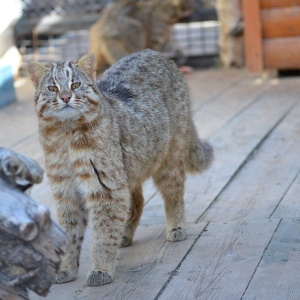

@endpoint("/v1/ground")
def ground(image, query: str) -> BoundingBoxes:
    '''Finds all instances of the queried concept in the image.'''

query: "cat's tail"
[185,124,214,174]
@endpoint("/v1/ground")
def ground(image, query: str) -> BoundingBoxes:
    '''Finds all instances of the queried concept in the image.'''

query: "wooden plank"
[242,0,264,72]
[272,171,300,219]
[261,0,300,9]
[192,76,268,139]
[243,219,300,300]
[142,80,298,225]
[201,100,300,222]
[262,7,300,38]
[186,69,246,111]
[30,223,206,300]
[185,80,298,222]
[264,37,300,69]
[158,219,280,300]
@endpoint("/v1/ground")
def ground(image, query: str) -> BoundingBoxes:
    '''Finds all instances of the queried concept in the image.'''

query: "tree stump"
[0,148,69,300]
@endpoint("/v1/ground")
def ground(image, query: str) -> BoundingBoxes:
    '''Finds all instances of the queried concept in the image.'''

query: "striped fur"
[28,50,213,286]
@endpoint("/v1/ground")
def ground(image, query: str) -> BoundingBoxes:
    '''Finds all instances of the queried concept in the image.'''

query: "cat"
[28,49,213,286]
[89,0,194,74]
[216,0,244,67]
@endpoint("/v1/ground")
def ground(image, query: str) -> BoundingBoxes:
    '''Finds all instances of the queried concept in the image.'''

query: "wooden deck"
[2,68,300,299]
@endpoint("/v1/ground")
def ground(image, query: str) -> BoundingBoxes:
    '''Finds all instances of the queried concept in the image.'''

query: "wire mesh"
[16,0,219,74]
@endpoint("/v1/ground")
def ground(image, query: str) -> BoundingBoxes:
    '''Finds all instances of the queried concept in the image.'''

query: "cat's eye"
[48,85,58,93]
[71,82,81,89]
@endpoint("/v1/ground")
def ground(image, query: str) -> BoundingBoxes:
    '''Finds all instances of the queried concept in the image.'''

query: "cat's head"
[28,53,99,121]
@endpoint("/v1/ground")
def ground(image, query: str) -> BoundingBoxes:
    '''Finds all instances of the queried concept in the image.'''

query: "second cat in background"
[89,0,194,75]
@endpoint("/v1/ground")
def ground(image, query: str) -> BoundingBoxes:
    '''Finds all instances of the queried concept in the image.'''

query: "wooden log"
[261,0,300,9]
[262,6,300,38]
[242,0,264,72]
[0,148,69,299]
[264,37,300,69]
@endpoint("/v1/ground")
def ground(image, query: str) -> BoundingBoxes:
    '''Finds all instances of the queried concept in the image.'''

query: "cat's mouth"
[56,104,81,119]
[61,104,74,110]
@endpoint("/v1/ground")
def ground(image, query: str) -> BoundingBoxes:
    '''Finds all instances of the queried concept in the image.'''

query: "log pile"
[0,148,69,300]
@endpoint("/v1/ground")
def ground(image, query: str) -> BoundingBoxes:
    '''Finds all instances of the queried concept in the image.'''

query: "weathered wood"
[0,147,43,191]
[242,0,264,72]
[201,99,300,222]
[192,75,268,139]
[0,148,69,299]
[185,80,298,222]
[262,7,300,38]
[272,172,300,219]
[158,219,280,299]
[243,219,300,300]
[186,68,246,111]
[264,37,300,69]
[261,0,300,8]
[31,223,207,299]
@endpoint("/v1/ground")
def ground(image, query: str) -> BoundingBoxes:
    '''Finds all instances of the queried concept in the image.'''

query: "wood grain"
[159,219,280,300]
[201,99,300,222]
[75,223,207,300]
[185,80,298,222]
[272,172,300,219]
[262,7,300,38]
[261,0,300,9]
[188,69,246,112]
[243,219,300,300]
[242,0,264,72]
[264,37,300,69]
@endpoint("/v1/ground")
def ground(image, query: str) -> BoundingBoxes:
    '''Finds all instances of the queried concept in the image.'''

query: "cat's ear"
[28,62,46,88]
[78,53,96,81]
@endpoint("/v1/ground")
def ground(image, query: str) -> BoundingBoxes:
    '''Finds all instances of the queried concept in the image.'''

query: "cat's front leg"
[53,191,88,284]
[86,187,130,286]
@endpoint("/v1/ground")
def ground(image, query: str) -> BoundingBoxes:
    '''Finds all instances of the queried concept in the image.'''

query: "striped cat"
[28,49,213,286]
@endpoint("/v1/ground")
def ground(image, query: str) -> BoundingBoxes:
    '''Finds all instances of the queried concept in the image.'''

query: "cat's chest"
[44,130,96,169]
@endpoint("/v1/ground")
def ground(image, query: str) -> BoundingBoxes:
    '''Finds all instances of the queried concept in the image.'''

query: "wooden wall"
[243,0,300,71]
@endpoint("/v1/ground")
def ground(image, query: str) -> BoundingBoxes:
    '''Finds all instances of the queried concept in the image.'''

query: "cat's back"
[99,49,187,107]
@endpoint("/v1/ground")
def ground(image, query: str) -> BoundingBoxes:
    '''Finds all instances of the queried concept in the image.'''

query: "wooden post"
[242,0,264,72]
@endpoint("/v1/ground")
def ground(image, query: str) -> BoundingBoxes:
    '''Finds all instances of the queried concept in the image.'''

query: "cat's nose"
[60,94,71,103]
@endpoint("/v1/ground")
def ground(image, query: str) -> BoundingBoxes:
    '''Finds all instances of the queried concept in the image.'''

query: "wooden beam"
[262,6,300,38]
[242,0,264,72]
[264,37,300,69]
[261,0,300,9]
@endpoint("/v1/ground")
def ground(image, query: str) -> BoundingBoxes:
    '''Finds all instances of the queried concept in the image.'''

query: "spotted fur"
[28,49,213,286]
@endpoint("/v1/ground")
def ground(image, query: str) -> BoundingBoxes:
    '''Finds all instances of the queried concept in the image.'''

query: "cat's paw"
[120,236,133,247]
[167,227,186,242]
[85,270,113,286]
[54,269,77,284]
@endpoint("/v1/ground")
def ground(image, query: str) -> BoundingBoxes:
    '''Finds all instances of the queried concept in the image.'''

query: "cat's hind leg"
[153,160,186,242]
[121,185,144,247]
